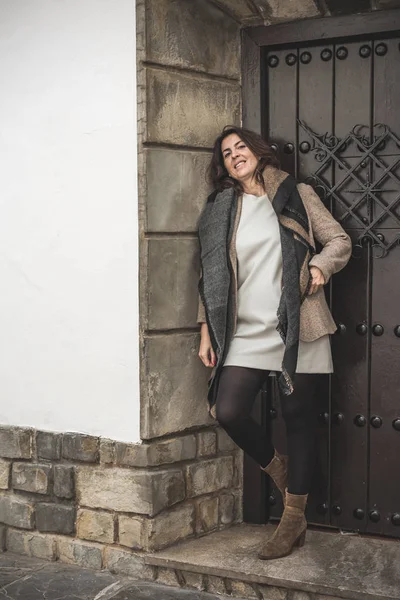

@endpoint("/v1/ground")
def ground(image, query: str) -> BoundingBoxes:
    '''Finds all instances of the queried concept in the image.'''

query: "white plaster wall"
[0,0,140,442]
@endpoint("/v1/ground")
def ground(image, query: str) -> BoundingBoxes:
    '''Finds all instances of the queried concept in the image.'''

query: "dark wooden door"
[246,33,400,538]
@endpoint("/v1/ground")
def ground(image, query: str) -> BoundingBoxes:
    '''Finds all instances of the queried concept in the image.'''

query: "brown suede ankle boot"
[260,449,288,505]
[258,489,308,560]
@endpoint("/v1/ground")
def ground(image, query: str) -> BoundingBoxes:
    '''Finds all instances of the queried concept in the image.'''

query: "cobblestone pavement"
[0,552,241,600]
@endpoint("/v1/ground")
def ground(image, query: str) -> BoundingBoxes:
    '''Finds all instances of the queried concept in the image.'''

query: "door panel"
[246,31,400,539]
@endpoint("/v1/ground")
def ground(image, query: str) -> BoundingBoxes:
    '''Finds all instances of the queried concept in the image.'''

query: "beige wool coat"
[197,166,352,342]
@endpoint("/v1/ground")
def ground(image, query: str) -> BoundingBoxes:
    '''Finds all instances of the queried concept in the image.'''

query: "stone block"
[231,580,259,598]
[77,509,114,544]
[197,431,217,458]
[146,503,195,551]
[12,463,51,494]
[291,593,311,600]
[156,567,179,587]
[76,466,185,516]
[146,0,240,78]
[7,529,56,561]
[206,575,227,595]
[62,433,99,462]
[217,427,237,453]
[57,536,103,570]
[36,431,61,460]
[259,585,287,600]
[0,495,34,529]
[182,571,206,590]
[146,68,240,147]
[104,547,154,580]
[54,465,74,499]
[219,493,235,525]
[0,459,10,489]
[142,334,211,439]
[232,489,243,523]
[0,427,32,459]
[118,515,146,550]
[196,496,218,533]
[99,439,115,464]
[146,148,211,233]
[115,435,197,468]
[36,503,75,535]
[186,456,234,498]
[147,238,200,330]
[267,0,319,21]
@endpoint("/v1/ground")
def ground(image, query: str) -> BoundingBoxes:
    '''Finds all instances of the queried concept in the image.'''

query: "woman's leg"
[279,374,320,495]
[215,365,274,468]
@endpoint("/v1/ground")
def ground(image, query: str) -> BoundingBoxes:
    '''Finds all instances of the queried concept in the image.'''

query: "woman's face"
[221,133,258,183]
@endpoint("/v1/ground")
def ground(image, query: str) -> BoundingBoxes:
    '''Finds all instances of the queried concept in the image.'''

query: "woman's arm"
[298,183,352,285]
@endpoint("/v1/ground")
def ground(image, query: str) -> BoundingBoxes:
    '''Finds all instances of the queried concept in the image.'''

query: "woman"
[197,126,351,560]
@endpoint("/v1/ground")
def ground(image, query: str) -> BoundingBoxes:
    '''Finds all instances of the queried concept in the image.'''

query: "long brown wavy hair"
[208,125,279,193]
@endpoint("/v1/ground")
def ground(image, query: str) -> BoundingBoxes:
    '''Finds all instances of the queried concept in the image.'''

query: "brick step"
[145,523,400,600]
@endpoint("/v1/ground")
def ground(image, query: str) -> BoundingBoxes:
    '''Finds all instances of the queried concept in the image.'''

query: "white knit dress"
[223,193,333,373]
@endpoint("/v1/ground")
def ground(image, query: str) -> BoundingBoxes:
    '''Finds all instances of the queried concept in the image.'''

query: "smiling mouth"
[234,160,246,169]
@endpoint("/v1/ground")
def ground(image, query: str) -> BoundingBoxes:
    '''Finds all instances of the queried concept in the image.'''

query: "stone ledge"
[145,523,400,600]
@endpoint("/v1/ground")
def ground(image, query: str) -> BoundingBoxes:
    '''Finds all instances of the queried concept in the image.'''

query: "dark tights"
[215,366,319,495]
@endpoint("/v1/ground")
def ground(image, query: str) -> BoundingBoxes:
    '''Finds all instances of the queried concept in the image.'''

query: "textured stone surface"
[146,149,211,233]
[219,493,235,526]
[57,536,103,570]
[119,504,195,552]
[197,431,217,458]
[0,427,32,459]
[77,508,114,544]
[7,529,56,561]
[291,592,311,600]
[258,586,287,600]
[206,575,227,595]
[196,497,218,533]
[99,438,115,464]
[0,551,116,597]
[0,525,5,552]
[155,566,180,587]
[104,546,155,580]
[182,571,206,591]
[231,580,258,598]
[186,457,234,497]
[36,431,61,460]
[115,435,197,468]
[62,433,99,462]
[142,334,211,439]
[147,238,200,330]
[53,464,74,499]
[267,0,319,20]
[0,459,10,489]
[146,68,240,147]
[36,503,75,535]
[216,428,236,453]
[76,466,185,515]
[0,495,34,529]
[146,503,195,551]
[207,0,260,20]
[12,462,51,494]
[118,515,146,550]
[146,0,240,78]
[147,523,400,600]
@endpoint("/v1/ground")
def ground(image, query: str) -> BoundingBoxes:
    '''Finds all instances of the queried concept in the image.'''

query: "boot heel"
[296,530,306,547]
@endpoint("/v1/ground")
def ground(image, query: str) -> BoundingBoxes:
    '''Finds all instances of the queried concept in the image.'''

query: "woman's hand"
[198,323,217,368]
[308,266,325,295]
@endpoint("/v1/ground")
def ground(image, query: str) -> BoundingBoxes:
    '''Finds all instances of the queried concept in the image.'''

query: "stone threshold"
[145,523,400,600]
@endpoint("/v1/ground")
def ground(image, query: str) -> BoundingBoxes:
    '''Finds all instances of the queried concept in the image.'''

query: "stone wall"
[0,425,242,571]
[138,0,241,441]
